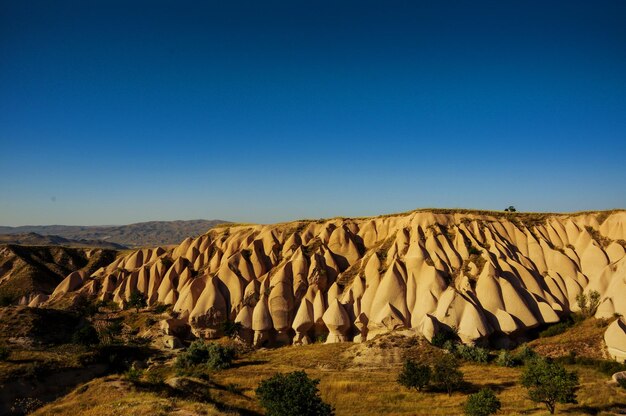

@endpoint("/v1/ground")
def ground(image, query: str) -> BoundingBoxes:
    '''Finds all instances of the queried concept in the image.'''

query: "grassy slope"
[0,245,117,300]
[528,318,611,359]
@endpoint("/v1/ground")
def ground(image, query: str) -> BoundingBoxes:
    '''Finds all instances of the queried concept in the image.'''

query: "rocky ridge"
[41,210,626,360]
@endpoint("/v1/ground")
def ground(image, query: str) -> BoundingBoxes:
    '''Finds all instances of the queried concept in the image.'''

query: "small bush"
[539,321,573,338]
[554,355,626,376]
[397,359,431,391]
[464,388,501,416]
[431,327,459,348]
[496,350,517,367]
[0,345,10,361]
[513,344,537,364]
[468,246,482,256]
[176,341,236,371]
[432,354,464,396]
[256,371,334,416]
[221,320,243,339]
[598,360,626,376]
[153,303,169,314]
[454,344,490,363]
[125,367,142,383]
[146,370,165,385]
[72,324,100,346]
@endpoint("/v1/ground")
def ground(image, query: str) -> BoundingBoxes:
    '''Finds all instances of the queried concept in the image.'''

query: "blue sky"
[1,1,625,226]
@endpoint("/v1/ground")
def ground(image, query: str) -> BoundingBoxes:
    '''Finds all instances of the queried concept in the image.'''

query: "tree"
[255,371,334,416]
[504,206,516,212]
[432,354,464,396]
[521,358,578,414]
[575,290,601,318]
[126,290,147,313]
[464,388,501,416]
[397,359,431,391]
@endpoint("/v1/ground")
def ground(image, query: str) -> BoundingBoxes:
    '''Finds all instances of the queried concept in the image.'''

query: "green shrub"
[153,303,169,314]
[146,370,165,385]
[397,359,431,391]
[464,388,501,416]
[554,355,626,376]
[176,341,236,371]
[521,358,579,414]
[539,321,573,338]
[597,359,626,376]
[513,344,537,364]
[221,320,243,339]
[431,327,459,348]
[496,350,517,367]
[125,367,142,383]
[72,324,100,346]
[468,246,482,256]
[255,371,334,416]
[454,344,490,363]
[431,354,464,396]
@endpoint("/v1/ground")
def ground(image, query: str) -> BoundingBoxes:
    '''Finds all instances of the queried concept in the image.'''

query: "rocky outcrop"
[44,210,626,354]
[605,318,626,363]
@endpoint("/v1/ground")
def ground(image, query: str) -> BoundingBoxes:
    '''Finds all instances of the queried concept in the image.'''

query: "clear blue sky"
[1,1,625,226]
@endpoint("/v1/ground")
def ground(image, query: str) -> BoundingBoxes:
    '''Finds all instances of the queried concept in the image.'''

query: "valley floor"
[29,336,626,416]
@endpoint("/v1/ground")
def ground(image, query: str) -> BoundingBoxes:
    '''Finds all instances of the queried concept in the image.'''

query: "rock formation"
[43,210,626,354]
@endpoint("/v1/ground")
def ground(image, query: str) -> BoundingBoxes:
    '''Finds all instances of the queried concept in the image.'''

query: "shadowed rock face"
[44,210,626,349]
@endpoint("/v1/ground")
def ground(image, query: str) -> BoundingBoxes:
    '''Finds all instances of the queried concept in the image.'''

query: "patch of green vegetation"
[446,342,490,363]
[575,290,601,318]
[220,320,242,339]
[495,350,516,367]
[397,359,431,391]
[539,319,574,338]
[464,388,501,416]
[431,354,464,396]
[256,371,334,416]
[521,357,579,414]
[176,341,236,374]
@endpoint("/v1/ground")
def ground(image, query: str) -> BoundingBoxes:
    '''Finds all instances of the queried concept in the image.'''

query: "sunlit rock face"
[47,210,626,349]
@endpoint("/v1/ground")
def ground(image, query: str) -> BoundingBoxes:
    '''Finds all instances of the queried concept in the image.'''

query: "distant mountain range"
[0,219,229,248]
[0,232,126,249]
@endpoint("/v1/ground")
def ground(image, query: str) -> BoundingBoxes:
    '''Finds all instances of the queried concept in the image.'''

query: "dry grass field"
[29,329,626,416]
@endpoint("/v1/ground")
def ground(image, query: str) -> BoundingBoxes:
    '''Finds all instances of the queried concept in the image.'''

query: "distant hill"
[0,219,229,248]
[0,232,126,249]
[0,244,117,303]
